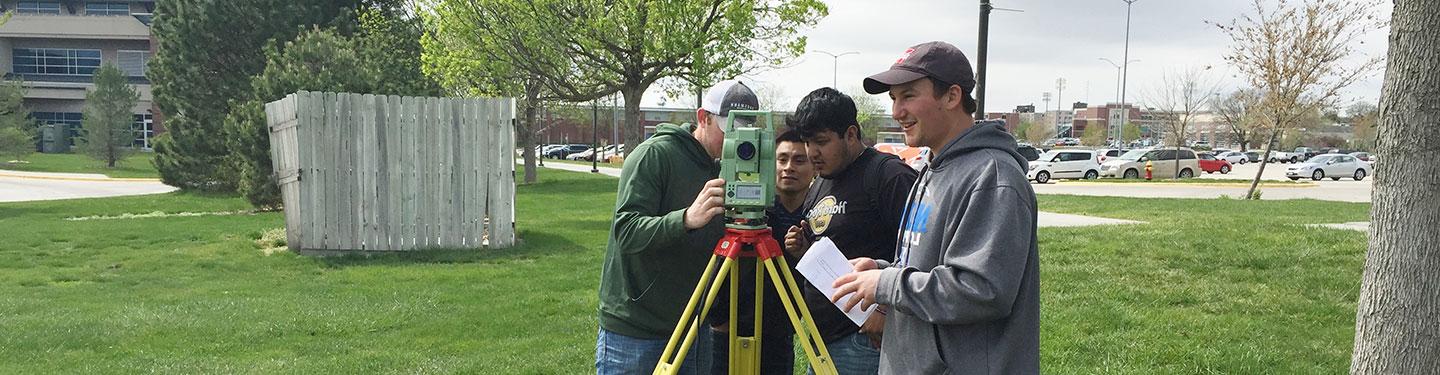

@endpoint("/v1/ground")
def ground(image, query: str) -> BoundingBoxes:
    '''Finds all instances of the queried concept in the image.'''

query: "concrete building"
[0,0,157,151]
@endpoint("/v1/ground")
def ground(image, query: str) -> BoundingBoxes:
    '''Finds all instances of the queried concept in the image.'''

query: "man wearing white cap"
[595,80,759,374]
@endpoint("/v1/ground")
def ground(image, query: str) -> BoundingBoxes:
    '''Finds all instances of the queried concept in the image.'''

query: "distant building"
[1,1,158,151]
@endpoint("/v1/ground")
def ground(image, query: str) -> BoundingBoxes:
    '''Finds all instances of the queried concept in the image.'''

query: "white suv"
[1028,150,1101,183]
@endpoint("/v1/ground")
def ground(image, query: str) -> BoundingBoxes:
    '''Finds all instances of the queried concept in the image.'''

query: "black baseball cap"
[863,41,976,96]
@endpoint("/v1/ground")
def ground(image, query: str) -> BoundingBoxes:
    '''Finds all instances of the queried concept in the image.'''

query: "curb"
[0,171,162,183]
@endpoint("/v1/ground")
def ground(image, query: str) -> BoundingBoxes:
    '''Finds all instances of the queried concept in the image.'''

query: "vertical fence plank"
[495,99,516,247]
[302,91,320,251]
[401,96,417,250]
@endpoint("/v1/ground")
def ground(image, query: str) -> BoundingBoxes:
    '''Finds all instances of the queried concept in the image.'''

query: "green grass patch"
[1,152,160,178]
[0,170,1370,373]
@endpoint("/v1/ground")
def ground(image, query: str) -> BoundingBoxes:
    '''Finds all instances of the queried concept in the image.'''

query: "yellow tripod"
[654,227,837,375]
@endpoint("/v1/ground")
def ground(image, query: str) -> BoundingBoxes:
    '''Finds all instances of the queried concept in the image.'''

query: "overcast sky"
[640,0,1392,115]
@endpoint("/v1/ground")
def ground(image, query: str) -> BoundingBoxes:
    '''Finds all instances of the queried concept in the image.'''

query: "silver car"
[1286,154,1370,181]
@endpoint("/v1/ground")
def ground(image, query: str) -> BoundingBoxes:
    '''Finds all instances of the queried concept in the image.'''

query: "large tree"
[1351,0,1440,372]
[1214,0,1383,199]
[424,0,828,177]
[149,0,363,191]
[78,65,140,168]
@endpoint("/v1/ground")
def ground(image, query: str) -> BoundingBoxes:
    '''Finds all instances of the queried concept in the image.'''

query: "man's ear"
[695,109,708,127]
[944,86,965,111]
[846,125,860,142]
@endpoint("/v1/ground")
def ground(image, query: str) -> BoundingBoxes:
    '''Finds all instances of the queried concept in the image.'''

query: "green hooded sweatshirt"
[598,123,725,339]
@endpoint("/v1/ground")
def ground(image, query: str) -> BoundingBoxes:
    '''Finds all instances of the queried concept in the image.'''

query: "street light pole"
[813,50,858,88]
[1119,0,1139,146]
[1100,57,1139,143]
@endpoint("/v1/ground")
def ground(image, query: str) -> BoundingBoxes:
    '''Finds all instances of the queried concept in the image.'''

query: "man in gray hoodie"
[830,41,1040,374]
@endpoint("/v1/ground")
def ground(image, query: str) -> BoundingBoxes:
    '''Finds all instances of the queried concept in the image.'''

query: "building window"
[118,50,149,77]
[85,2,131,16]
[32,112,84,147]
[132,113,154,149]
[12,48,103,76]
[17,1,62,14]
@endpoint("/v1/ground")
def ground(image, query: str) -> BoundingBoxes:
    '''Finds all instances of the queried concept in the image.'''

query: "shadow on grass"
[313,230,585,268]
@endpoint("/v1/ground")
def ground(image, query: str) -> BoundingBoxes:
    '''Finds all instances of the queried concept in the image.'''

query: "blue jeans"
[808,332,879,375]
[595,328,712,375]
[710,329,795,374]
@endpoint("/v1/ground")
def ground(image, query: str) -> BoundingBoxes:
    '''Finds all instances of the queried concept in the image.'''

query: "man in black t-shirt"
[783,87,917,375]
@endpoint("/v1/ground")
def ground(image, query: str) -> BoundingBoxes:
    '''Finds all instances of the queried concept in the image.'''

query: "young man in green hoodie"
[595,80,759,375]
[831,41,1041,374]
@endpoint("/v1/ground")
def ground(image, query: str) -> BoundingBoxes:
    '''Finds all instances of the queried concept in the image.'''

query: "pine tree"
[0,79,34,163]
[79,65,140,167]
[149,0,355,191]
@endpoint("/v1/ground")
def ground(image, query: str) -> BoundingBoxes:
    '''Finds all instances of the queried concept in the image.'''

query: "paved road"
[0,170,176,203]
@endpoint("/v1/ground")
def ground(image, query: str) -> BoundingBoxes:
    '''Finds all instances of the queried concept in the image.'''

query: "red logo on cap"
[896,48,915,64]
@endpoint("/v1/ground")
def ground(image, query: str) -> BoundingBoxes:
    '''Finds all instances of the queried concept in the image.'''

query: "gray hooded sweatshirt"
[874,122,1040,374]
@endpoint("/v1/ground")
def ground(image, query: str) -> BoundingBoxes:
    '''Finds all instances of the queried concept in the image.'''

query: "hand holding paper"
[795,237,875,326]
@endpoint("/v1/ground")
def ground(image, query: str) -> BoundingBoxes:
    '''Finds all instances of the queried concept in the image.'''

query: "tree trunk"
[1245,129,1281,200]
[622,86,645,150]
[1351,1,1440,372]
[518,98,538,184]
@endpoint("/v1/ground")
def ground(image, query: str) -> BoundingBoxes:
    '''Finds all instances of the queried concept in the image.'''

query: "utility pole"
[975,1,1024,117]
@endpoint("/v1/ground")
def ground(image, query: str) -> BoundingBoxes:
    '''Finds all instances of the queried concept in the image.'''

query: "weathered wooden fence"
[265,91,515,253]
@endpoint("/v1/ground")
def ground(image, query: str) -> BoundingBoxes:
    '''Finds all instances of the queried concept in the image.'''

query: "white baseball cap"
[701,79,759,117]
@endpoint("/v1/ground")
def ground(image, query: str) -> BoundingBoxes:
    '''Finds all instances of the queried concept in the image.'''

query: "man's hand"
[859,310,886,348]
[784,220,812,257]
[849,257,880,272]
[832,269,883,313]
[684,179,726,230]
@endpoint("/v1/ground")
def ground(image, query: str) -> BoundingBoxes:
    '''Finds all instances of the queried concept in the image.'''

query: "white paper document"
[795,237,876,327]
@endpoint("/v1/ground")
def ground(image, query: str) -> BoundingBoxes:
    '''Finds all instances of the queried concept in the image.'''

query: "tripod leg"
[655,254,733,375]
[762,257,839,375]
[725,259,764,374]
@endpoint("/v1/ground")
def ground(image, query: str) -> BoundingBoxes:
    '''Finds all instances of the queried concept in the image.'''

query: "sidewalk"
[0,169,161,182]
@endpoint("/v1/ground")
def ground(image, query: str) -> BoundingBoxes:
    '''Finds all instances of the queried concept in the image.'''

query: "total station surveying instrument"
[653,110,838,375]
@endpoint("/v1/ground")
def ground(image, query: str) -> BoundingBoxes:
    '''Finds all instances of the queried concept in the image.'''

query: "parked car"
[1244,151,1263,163]
[1100,147,1201,179]
[1028,150,1101,183]
[1017,144,1041,162]
[1197,152,1233,174]
[565,147,597,161]
[1096,148,1126,164]
[544,144,591,159]
[1286,154,1370,181]
[1214,151,1248,164]
[1348,152,1375,163]
[1266,148,1304,163]
[874,143,931,171]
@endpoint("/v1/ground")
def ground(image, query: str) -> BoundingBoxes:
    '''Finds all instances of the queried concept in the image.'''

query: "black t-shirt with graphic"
[800,147,918,343]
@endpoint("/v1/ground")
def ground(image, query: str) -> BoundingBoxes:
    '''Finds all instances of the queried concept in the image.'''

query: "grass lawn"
[0,168,1370,373]
[1,152,160,179]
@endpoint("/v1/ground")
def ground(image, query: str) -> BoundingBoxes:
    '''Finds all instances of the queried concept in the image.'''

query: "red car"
[1197,152,1233,174]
